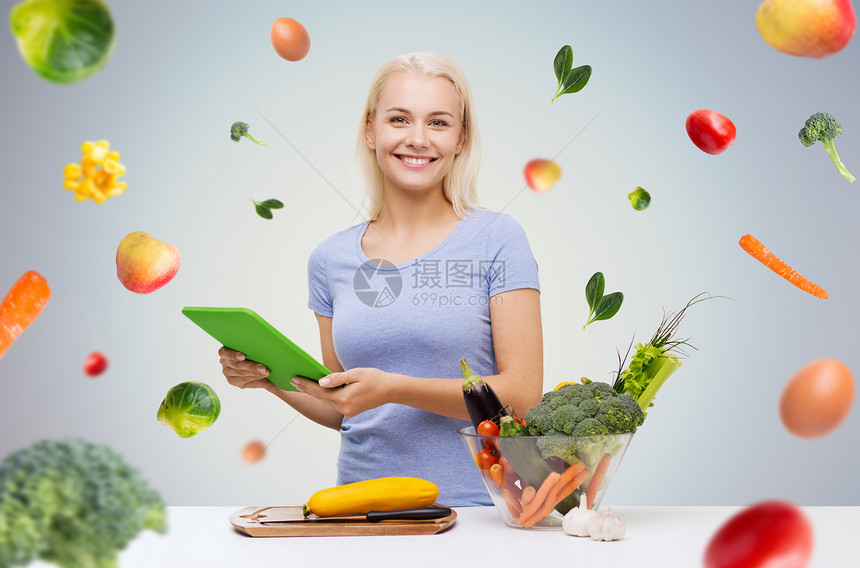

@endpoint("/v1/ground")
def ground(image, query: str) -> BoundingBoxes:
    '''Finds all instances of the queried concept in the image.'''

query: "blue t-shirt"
[306,209,540,506]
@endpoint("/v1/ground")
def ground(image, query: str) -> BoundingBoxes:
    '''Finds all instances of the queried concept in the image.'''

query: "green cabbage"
[10,0,115,84]
[157,381,221,438]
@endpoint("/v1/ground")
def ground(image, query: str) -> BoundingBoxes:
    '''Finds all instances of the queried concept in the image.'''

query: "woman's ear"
[455,127,466,154]
[365,120,376,150]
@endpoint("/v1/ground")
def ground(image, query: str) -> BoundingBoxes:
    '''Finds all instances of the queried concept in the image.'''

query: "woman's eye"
[390,117,407,124]
[430,120,448,127]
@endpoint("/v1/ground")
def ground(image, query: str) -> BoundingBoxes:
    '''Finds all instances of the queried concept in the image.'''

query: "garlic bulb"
[588,508,625,541]
[562,498,597,537]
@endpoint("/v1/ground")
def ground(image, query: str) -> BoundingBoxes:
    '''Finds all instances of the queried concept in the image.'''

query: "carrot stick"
[523,466,589,528]
[499,457,523,498]
[739,234,828,299]
[521,485,536,508]
[0,271,51,360]
[516,472,559,525]
[488,463,504,490]
[586,453,613,509]
[499,489,523,518]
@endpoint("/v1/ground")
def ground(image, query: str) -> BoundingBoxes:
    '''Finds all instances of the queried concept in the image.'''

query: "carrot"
[516,472,559,525]
[499,457,522,498]
[488,463,504,490]
[739,234,828,299]
[522,464,589,528]
[586,453,613,509]
[0,270,51,360]
[521,485,536,508]
[499,489,523,518]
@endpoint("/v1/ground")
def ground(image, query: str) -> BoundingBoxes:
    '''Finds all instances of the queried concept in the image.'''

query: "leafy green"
[584,272,624,329]
[10,0,115,84]
[157,381,221,438]
[612,293,715,413]
[252,198,284,220]
[628,187,651,211]
[0,439,166,568]
[551,44,592,103]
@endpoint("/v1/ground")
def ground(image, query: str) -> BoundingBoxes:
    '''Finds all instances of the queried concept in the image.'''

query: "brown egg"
[270,18,310,61]
[242,440,267,463]
[780,359,855,438]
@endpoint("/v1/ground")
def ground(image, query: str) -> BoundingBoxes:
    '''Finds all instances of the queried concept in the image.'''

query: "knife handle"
[366,506,452,522]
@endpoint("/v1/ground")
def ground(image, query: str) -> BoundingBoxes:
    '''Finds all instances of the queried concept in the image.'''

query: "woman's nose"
[406,126,428,148]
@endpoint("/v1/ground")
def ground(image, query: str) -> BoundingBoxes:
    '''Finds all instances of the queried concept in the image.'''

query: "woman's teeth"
[400,156,434,165]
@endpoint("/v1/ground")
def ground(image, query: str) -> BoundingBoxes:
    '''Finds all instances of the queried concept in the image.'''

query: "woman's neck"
[372,186,460,235]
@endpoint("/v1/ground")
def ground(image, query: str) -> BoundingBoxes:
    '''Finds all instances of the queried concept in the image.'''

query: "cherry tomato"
[83,352,108,377]
[477,420,500,436]
[704,501,813,568]
[476,448,499,470]
[686,109,737,155]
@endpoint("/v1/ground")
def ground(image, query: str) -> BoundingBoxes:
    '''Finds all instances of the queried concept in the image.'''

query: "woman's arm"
[292,288,544,421]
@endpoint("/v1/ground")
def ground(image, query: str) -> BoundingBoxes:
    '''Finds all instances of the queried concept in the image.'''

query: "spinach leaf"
[584,273,624,329]
[551,45,593,103]
[553,45,573,91]
[585,272,605,320]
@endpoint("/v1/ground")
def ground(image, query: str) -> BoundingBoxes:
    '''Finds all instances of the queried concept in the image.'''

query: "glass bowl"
[458,426,634,529]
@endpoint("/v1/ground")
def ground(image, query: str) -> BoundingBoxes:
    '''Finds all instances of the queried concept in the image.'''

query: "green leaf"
[255,204,273,219]
[553,45,573,90]
[559,65,592,96]
[585,272,605,317]
[593,292,624,322]
[259,199,284,209]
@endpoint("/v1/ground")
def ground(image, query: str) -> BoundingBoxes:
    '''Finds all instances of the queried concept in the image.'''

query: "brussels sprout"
[10,0,115,84]
[157,381,221,438]
[628,186,651,211]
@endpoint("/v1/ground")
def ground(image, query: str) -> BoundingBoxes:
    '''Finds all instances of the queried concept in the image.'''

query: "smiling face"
[365,72,465,198]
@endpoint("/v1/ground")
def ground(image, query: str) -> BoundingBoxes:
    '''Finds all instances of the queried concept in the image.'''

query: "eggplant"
[460,358,509,428]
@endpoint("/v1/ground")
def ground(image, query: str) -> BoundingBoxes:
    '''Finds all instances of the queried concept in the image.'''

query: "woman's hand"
[218,346,272,390]
[291,367,396,417]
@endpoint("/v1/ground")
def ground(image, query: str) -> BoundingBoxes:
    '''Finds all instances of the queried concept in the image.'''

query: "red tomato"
[477,420,500,437]
[83,352,108,377]
[686,109,737,155]
[476,448,499,470]
[704,501,813,568]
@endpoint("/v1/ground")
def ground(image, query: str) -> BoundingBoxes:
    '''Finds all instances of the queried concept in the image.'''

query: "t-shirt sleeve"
[485,214,540,297]
[307,244,334,317]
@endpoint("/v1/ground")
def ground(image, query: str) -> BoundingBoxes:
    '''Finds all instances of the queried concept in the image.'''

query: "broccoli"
[230,121,268,145]
[525,381,643,437]
[798,112,854,183]
[525,382,643,467]
[0,439,167,568]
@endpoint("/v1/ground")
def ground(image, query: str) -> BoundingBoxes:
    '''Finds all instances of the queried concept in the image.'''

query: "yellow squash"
[302,476,439,517]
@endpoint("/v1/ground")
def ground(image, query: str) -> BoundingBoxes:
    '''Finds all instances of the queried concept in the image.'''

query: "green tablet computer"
[182,307,330,392]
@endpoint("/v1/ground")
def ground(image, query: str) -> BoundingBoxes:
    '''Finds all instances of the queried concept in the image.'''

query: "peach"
[756,0,856,58]
[524,159,562,193]
[116,231,180,294]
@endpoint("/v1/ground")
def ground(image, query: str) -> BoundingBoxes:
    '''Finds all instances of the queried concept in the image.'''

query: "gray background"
[1,0,858,507]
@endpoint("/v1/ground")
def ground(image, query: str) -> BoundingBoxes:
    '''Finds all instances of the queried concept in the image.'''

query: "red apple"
[756,0,857,58]
[116,231,180,294]
[524,159,562,193]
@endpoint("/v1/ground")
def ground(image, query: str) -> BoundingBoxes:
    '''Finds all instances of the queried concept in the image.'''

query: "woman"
[220,52,543,505]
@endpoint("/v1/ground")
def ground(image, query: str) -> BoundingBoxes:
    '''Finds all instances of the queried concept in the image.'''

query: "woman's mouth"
[396,155,438,169]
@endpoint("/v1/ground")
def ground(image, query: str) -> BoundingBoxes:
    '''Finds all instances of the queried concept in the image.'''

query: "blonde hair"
[356,52,483,220]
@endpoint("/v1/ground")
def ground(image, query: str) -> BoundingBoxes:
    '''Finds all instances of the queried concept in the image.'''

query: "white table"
[29,506,860,567]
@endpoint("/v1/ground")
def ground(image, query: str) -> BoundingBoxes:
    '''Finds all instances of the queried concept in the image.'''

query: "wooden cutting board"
[230,505,457,537]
